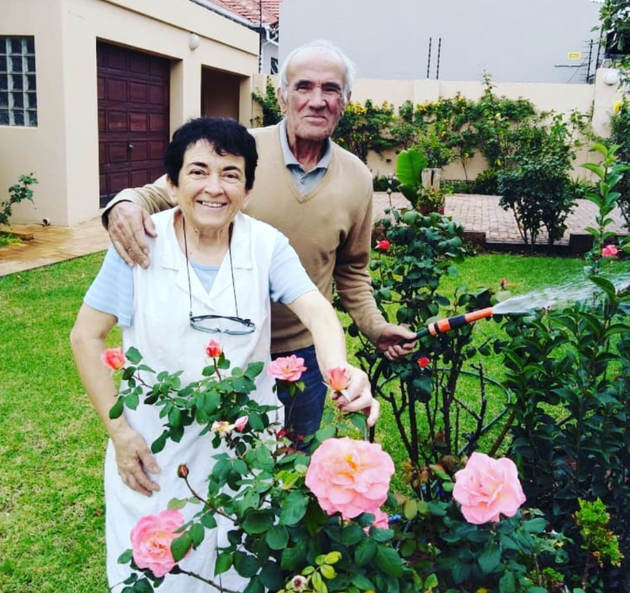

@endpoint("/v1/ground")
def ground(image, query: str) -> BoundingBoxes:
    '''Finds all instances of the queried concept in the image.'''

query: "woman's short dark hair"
[164,117,258,190]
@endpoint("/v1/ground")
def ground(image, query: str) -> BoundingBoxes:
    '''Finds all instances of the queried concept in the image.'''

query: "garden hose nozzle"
[416,307,495,339]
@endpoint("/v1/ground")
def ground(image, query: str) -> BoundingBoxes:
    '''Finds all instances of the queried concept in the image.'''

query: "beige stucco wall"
[251,70,623,180]
[1,0,259,225]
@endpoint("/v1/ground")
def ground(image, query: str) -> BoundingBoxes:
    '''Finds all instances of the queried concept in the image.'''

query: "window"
[270,57,278,75]
[0,36,37,127]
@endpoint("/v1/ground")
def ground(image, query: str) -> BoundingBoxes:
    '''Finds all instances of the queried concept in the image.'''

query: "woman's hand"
[329,365,380,427]
[111,426,161,497]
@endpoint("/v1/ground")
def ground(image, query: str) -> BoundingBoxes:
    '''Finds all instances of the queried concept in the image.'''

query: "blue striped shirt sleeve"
[84,245,134,326]
[270,232,316,304]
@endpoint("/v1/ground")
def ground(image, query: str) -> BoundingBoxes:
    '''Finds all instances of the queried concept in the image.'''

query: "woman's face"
[170,140,250,234]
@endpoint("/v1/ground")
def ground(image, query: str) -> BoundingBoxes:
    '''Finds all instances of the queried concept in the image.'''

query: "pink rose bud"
[453,452,526,524]
[130,510,187,578]
[376,240,391,251]
[417,357,430,369]
[326,367,350,392]
[602,244,619,258]
[205,339,222,358]
[234,415,248,432]
[100,347,125,370]
[305,437,395,521]
[267,355,307,382]
[177,464,189,479]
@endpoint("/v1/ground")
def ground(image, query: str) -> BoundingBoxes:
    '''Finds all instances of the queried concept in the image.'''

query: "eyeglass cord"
[182,216,240,319]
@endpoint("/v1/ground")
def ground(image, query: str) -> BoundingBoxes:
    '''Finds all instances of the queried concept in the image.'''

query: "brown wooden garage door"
[97,42,170,207]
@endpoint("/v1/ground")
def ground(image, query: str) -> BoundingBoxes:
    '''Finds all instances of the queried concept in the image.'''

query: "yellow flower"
[613,100,623,113]
[496,159,502,166]
[475,589,490,593]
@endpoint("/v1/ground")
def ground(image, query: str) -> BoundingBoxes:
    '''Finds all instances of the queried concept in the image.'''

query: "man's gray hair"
[279,40,356,102]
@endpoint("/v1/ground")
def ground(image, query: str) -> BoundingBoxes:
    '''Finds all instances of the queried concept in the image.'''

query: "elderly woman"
[70,117,378,591]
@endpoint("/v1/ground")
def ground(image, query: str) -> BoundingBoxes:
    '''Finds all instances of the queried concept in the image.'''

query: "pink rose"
[305,437,395,520]
[234,415,248,432]
[602,244,619,258]
[130,509,186,578]
[326,367,350,392]
[267,355,307,382]
[376,240,391,251]
[100,347,125,370]
[453,452,526,524]
[205,339,223,358]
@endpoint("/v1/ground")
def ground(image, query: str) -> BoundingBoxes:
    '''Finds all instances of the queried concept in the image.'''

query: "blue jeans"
[272,345,327,438]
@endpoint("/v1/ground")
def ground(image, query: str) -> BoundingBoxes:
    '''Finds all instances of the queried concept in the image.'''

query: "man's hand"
[107,201,157,269]
[111,426,161,497]
[376,324,417,361]
[329,365,380,427]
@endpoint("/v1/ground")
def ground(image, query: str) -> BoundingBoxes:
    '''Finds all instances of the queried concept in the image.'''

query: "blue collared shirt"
[279,119,332,195]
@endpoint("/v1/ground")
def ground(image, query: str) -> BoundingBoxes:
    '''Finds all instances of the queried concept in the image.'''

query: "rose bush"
[108,346,421,593]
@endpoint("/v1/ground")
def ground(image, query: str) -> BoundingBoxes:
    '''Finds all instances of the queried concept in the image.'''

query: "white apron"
[106,209,281,592]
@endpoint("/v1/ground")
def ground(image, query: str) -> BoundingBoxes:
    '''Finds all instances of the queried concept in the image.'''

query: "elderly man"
[103,40,415,440]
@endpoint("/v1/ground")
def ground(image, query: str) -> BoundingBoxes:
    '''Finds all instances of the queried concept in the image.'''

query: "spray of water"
[492,273,630,315]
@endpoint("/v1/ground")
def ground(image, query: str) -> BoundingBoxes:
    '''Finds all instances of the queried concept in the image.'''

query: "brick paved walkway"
[374,192,627,246]
[1,194,628,277]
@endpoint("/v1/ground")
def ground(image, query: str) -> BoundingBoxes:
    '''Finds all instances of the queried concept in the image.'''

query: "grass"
[0,251,624,591]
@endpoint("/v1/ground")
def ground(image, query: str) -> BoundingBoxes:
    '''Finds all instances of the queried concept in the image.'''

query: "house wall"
[251,69,622,179]
[1,0,259,225]
[279,0,601,84]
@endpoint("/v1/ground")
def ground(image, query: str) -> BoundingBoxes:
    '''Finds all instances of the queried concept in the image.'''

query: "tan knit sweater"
[106,124,387,353]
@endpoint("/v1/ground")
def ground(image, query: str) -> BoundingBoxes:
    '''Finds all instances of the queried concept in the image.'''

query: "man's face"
[279,49,348,144]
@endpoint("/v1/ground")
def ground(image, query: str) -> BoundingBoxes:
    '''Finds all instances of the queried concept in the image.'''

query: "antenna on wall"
[426,37,432,79]
[436,37,442,79]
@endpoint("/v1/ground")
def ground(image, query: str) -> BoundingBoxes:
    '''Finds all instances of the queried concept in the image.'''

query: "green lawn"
[0,251,623,592]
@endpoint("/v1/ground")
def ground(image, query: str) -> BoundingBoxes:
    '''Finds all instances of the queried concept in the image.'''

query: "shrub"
[0,174,38,227]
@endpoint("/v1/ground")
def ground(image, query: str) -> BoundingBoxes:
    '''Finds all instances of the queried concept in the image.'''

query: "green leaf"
[265,525,289,550]
[370,527,394,542]
[349,413,367,431]
[589,275,616,300]
[125,346,143,364]
[168,406,181,428]
[260,562,284,590]
[117,549,133,564]
[150,431,168,454]
[340,524,364,546]
[522,517,547,533]
[233,551,259,578]
[320,565,336,579]
[499,571,516,593]
[201,513,217,529]
[478,542,501,574]
[245,361,264,378]
[189,523,205,547]
[452,562,471,584]
[133,579,154,593]
[375,546,403,577]
[424,574,438,589]
[281,541,307,571]
[109,399,124,419]
[166,497,187,511]
[354,537,377,566]
[170,532,192,562]
[396,148,428,188]
[280,490,309,525]
[215,552,232,576]
[243,511,274,534]
[403,498,418,520]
